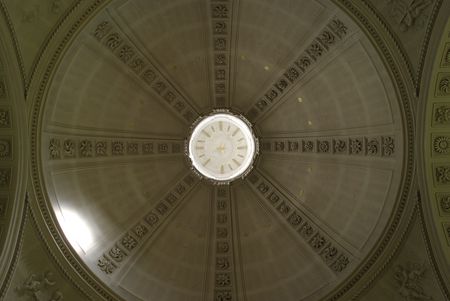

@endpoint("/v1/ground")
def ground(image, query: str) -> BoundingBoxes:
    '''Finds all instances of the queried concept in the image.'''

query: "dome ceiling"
[32,0,411,300]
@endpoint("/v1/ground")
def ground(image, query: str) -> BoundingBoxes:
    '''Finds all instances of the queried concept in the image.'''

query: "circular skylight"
[188,112,258,183]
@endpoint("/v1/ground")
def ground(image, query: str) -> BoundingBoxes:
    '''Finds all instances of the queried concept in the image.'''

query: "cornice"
[0,7,29,296]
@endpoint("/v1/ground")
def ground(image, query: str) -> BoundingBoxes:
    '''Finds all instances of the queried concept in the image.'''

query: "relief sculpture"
[394,262,431,301]
[16,272,63,301]
[386,0,432,32]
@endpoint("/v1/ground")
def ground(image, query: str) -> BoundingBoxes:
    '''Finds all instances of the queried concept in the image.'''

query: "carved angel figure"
[386,0,432,32]
[394,262,432,300]
[16,271,62,301]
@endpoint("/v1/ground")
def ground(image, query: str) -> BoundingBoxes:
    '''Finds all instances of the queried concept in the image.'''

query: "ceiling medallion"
[186,110,259,184]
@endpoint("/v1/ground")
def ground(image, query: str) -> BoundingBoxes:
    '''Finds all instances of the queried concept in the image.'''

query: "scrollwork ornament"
[93,21,111,40]
[97,256,116,274]
[95,141,107,156]
[79,140,93,157]
[0,139,11,158]
[434,105,450,124]
[105,33,122,50]
[438,76,450,95]
[121,234,137,251]
[366,138,379,155]
[216,257,230,270]
[215,273,231,287]
[382,136,395,156]
[322,245,338,262]
[333,139,347,153]
[49,139,60,159]
[439,194,450,213]
[109,246,126,262]
[215,290,232,301]
[436,166,450,184]
[331,255,350,272]
[349,138,363,154]
[318,140,330,153]
[63,139,75,158]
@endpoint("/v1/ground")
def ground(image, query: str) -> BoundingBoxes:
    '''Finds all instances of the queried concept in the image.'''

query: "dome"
[27,0,415,300]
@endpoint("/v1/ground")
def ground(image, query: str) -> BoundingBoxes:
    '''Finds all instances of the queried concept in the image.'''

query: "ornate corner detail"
[15,271,63,301]
[385,0,432,32]
[394,262,432,300]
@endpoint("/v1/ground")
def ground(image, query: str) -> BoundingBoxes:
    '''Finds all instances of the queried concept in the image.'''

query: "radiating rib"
[260,134,396,158]
[203,186,240,300]
[91,16,201,125]
[46,134,185,163]
[245,17,351,123]
[208,0,239,107]
[96,172,200,276]
[245,169,354,274]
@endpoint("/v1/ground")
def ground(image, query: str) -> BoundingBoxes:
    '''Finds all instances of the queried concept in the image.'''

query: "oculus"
[187,111,258,183]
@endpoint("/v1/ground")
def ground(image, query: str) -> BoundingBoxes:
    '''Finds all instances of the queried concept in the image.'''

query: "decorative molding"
[393,262,432,301]
[209,0,234,107]
[209,187,237,300]
[92,18,199,124]
[46,136,183,160]
[246,171,352,273]
[97,173,199,274]
[246,17,349,122]
[261,135,395,157]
